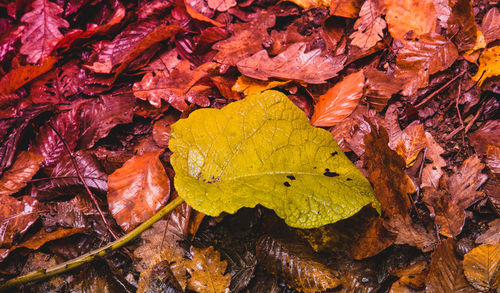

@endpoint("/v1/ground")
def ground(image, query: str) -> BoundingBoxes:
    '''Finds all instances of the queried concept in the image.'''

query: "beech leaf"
[237,42,346,84]
[472,46,500,86]
[310,70,365,127]
[170,90,378,229]
[0,151,44,197]
[463,244,500,292]
[384,0,436,40]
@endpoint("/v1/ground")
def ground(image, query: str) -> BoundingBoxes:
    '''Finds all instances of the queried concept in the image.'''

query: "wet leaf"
[446,0,478,51]
[395,34,458,96]
[469,120,500,155]
[425,238,476,293]
[395,122,427,167]
[472,46,500,86]
[256,235,341,293]
[10,227,85,252]
[476,219,500,245]
[349,0,386,51]
[237,42,346,84]
[481,7,500,45]
[463,244,500,292]
[0,151,44,197]
[186,246,231,293]
[133,60,218,111]
[390,260,427,292]
[170,90,378,228]
[20,0,69,63]
[363,68,402,111]
[107,150,171,232]
[232,76,290,96]
[311,70,365,126]
[0,195,39,248]
[384,0,436,40]
[486,145,500,180]
[213,11,275,66]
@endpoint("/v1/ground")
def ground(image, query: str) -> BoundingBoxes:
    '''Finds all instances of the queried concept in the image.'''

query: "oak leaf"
[20,0,69,63]
[472,46,500,86]
[186,246,231,293]
[384,0,436,40]
[395,34,458,96]
[0,151,44,197]
[463,244,500,292]
[107,150,171,232]
[237,42,346,84]
[310,70,365,127]
[349,0,386,50]
[170,90,378,228]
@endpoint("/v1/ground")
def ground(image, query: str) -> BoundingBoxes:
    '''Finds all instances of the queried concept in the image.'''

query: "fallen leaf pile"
[0,0,498,291]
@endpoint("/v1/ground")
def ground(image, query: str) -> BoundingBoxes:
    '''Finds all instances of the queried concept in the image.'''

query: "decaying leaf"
[170,90,378,228]
[476,219,500,245]
[349,0,386,50]
[213,11,276,66]
[20,0,69,63]
[0,195,39,248]
[395,34,458,96]
[446,0,478,51]
[463,244,500,292]
[425,238,476,293]
[486,145,500,180]
[0,151,44,197]
[107,150,171,232]
[421,132,446,189]
[481,7,500,45]
[207,0,236,12]
[186,246,231,293]
[389,260,428,292]
[232,76,290,96]
[469,120,500,155]
[384,0,436,40]
[237,42,346,84]
[310,70,365,126]
[133,60,218,111]
[256,235,341,292]
[9,227,85,254]
[395,122,427,167]
[363,68,402,112]
[472,46,500,86]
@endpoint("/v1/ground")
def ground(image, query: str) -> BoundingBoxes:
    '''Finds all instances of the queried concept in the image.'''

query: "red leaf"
[0,194,39,248]
[0,151,44,197]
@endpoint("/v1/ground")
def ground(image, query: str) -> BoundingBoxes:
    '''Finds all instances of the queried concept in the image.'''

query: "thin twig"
[47,123,119,240]
[414,71,465,109]
[0,197,185,292]
[464,101,485,134]
[25,176,105,183]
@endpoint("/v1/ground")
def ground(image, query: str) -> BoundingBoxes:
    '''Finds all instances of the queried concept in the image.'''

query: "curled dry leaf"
[133,60,218,111]
[311,70,364,127]
[395,122,427,168]
[463,244,500,292]
[0,151,44,197]
[256,235,341,293]
[0,195,39,248]
[425,238,476,293]
[481,7,500,45]
[421,132,446,189]
[213,11,275,66]
[186,246,231,293]
[237,42,346,84]
[395,34,458,96]
[349,0,386,51]
[384,0,436,40]
[476,219,500,245]
[20,0,69,63]
[472,46,500,86]
[107,150,171,232]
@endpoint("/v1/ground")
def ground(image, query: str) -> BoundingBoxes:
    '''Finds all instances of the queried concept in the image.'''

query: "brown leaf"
[184,0,224,27]
[237,42,346,84]
[421,132,446,189]
[256,235,341,293]
[481,7,500,45]
[476,219,500,245]
[389,260,427,292]
[384,0,436,40]
[186,246,231,293]
[137,259,184,293]
[152,112,180,149]
[311,70,364,126]
[20,0,69,63]
[463,244,500,292]
[364,125,437,251]
[0,195,39,248]
[107,150,171,232]
[484,179,500,216]
[213,11,275,66]
[446,0,478,51]
[232,76,290,96]
[470,120,500,155]
[330,0,363,18]
[349,0,386,50]
[210,75,241,101]
[11,227,85,252]
[395,34,458,96]
[207,0,236,12]
[133,60,218,111]
[486,145,500,180]
[0,151,44,197]
[425,238,476,293]
[0,56,57,97]
[364,68,402,111]
[395,122,427,167]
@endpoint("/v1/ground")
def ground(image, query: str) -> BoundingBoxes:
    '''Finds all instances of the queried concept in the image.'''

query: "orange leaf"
[349,0,386,50]
[384,0,436,40]
[395,122,427,167]
[0,151,44,197]
[184,0,224,27]
[311,70,364,127]
[108,150,171,232]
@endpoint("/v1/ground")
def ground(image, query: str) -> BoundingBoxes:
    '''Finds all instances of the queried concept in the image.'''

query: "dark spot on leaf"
[284,182,291,187]
[287,175,296,180]
[347,178,352,181]
[409,275,414,279]
[323,168,339,177]
[330,151,338,156]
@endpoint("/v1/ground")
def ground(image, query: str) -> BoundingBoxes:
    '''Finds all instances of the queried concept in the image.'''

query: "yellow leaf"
[473,46,500,86]
[463,244,500,292]
[232,76,290,96]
